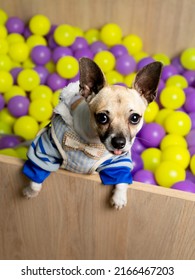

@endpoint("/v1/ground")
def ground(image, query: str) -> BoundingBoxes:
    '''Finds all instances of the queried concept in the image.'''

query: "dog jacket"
[23,82,133,185]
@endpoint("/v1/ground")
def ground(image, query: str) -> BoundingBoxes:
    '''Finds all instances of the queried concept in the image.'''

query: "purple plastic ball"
[34,66,49,85]
[131,152,143,175]
[161,65,178,81]
[68,73,80,83]
[6,16,25,34]
[183,70,195,86]
[183,92,195,113]
[90,41,108,54]
[186,130,195,147]
[48,34,59,49]
[10,67,23,84]
[133,169,157,185]
[74,48,94,60]
[31,46,51,65]
[184,86,195,95]
[189,146,195,157]
[116,54,136,75]
[71,37,88,52]
[110,44,128,58]
[7,96,30,117]
[0,94,5,111]
[46,73,67,91]
[189,112,195,129]
[171,57,185,74]
[52,46,73,63]
[137,57,155,71]
[0,135,21,149]
[132,138,145,154]
[139,123,166,148]
[186,170,195,183]
[171,180,195,193]
[23,25,32,39]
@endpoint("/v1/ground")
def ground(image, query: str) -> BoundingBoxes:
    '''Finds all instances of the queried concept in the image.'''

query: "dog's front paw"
[23,186,40,198]
[110,190,127,210]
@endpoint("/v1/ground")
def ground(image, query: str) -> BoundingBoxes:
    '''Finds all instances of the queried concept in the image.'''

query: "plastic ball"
[183,91,195,113]
[133,51,149,62]
[0,71,13,93]
[160,86,186,109]
[29,99,53,122]
[131,152,143,175]
[144,101,159,123]
[0,25,8,39]
[29,14,51,36]
[15,146,28,160]
[34,66,49,84]
[105,70,124,85]
[160,134,187,150]
[161,65,178,81]
[45,61,55,73]
[52,46,73,63]
[164,111,191,136]
[155,108,173,125]
[122,34,143,55]
[26,35,47,50]
[13,116,39,140]
[30,85,53,101]
[9,42,30,63]
[133,169,157,185]
[56,56,79,79]
[124,73,136,87]
[189,112,195,129]
[54,24,75,47]
[0,54,12,71]
[189,146,195,157]
[46,73,67,91]
[0,9,8,25]
[161,146,190,169]
[51,89,61,107]
[0,121,12,134]
[141,148,162,172]
[110,44,128,58]
[74,48,94,60]
[183,70,195,86]
[153,53,170,65]
[6,16,25,34]
[186,129,195,147]
[0,94,5,110]
[0,148,18,157]
[0,108,16,126]
[166,74,188,89]
[136,57,155,71]
[84,28,100,44]
[94,50,116,73]
[132,138,146,154]
[100,23,122,47]
[190,155,195,175]
[171,180,195,193]
[115,54,136,75]
[0,135,21,149]
[155,161,186,188]
[31,45,51,65]
[71,37,88,51]
[90,41,108,55]
[180,48,195,70]
[17,69,40,91]
[4,85,26,102]
[0,38,9,55]
[8,96,30,117]
[139,122,166,148]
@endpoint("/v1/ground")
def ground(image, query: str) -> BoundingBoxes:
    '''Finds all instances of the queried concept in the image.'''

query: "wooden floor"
[0,155,195,260]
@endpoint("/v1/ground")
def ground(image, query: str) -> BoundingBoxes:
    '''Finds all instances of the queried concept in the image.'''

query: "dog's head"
[79,58,162,155]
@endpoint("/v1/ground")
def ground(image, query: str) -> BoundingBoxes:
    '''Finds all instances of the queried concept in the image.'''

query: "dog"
[22,57,162,209]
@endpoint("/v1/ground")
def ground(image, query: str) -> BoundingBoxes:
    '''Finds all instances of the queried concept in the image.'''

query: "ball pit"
[0,9,195,193]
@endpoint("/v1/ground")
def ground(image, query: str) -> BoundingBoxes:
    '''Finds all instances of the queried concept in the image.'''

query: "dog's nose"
[111,136,126,149]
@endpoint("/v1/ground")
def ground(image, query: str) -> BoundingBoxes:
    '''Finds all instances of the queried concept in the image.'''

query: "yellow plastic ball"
[141,148,162,172]
[54,24,76,47]
[52,89,61,107]
[30,85,53,102]
[133,51,149,62]
[26,35,47,50]
[164,111,191,136]
[45,60,56,73]
[105,70,124,85]
[0,121,12,134]
[0,54,12,71]
[153,53,170,65]
[0,70,13,92]
[155,161,186,188]
[39,119,51,130]
[180,48,195,70]
[14,116,39,140]
[17,69,40,91]
[122,34,143,55]
[22,57,35,69]
[155,108,173,126]
[0,148,18,157]
[7,33,25,45]
[190,155,195,175]
[9,42,29,63]
[29,14,51,36]
[29,99,53,122]
[166,75,188,89]
[0,108,16,126]
[144,101,159,123]
[124,72,136,87]
[15,146,28,160]
[100,23,122,46]
[94,50,116,73]
[56,56,79,79]
[0,9,8,25]
[0,25,8,39]
[73,26,84,37]
[160,134,188,150]
[160,86,186,109]
[161,146,190,169]
[4,85,26,102]
[85,28,100,44]
[0,38,9,54]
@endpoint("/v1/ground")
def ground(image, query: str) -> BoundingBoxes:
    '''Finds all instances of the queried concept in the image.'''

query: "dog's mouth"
[112,149,124,155]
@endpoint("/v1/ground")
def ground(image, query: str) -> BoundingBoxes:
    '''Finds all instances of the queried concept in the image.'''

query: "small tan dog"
[22,58,162,209]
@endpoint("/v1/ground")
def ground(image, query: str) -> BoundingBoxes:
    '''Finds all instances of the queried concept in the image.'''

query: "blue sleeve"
[23,160,51,183]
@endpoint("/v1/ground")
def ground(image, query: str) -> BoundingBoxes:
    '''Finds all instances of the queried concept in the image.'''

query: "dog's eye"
[129,113,141,125]
[95,113,109,124]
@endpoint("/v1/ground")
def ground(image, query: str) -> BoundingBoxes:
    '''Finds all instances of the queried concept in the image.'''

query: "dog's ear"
[133,62,163,103]
[79,57,106,100]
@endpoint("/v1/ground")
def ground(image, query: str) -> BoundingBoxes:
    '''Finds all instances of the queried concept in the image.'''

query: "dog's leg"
[110,183,128,210]
[23,181,42,198]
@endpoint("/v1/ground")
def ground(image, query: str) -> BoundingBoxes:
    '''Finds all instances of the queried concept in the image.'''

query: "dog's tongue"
[113,150,123,155]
